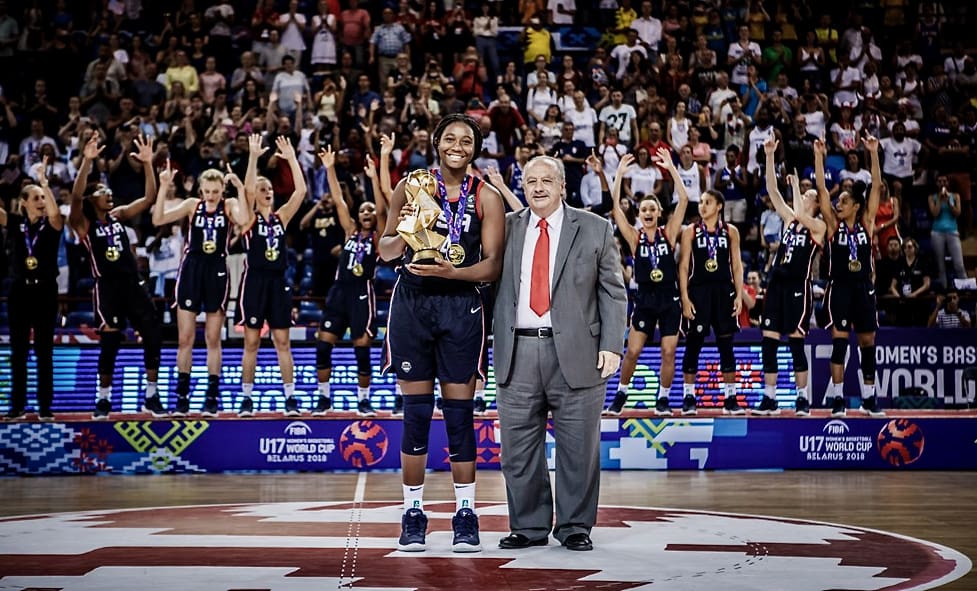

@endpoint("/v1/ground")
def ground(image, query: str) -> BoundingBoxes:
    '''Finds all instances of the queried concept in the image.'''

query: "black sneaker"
[391,394,404,416]
[284,396,302,417]
[93,398,112,420]
[473,397,487,416]
[172,396,190,417]
[201,397,219,418]
[238,397,254,418]
[357,398,377,417]
[681,394,697,416]
[753,396,780,416]
[312,395,332,416]
[723,393,746,415]
[795,397,811,417]
[654,396,673,416]
[859,395,885,417]
[451,508,482,552]
[4,407,26,420]
[830,395,847,417]
[142,395,168,418]
[398,508,428,552]
[38,408,55,422]
[602,391,628,416]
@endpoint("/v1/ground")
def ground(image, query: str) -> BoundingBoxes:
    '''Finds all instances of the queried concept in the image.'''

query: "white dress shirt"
[516,204,564,329]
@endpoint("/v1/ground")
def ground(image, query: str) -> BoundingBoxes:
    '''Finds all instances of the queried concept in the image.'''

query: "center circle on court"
[0,501,969,590]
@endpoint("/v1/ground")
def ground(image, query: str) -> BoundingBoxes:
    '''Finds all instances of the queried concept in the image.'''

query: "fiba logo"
[339,420,389,468]
[877,419,925,467]
[284,422,312,436]
[823,420,849,435]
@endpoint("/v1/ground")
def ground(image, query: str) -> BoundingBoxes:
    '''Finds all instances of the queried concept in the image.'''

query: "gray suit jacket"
[493,205,628,389]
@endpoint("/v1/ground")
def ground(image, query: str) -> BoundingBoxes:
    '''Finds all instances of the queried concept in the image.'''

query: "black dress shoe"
[563,533,593,551]
[498,533,548,549]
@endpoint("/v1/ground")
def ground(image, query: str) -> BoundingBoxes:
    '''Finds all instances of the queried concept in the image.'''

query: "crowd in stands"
[0,0,975,332]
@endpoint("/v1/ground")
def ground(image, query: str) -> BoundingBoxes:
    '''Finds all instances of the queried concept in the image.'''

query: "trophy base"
[411,249,443,265]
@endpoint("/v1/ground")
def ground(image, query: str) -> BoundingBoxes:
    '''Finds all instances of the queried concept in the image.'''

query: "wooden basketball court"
[1,470,973,590]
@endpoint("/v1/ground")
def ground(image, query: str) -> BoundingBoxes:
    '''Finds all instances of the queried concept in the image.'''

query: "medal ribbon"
[22,217,44,260]
[700,220,718,262]
[264,213,279,252]
[643,229,659,270]
[435,169,471,247]
[843,221,858,264]
[202,203,218,247]
[353,231,371,266]
[97,217,118,251]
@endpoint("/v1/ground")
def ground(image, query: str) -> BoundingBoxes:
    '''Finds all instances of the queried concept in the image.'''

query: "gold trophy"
[397,169,447,264]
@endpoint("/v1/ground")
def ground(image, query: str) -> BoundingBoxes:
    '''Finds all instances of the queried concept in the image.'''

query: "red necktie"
[530,219,550,316]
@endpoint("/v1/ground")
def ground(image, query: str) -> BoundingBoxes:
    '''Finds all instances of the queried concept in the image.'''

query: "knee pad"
[682,334,705,375]
[316,340,333,371]
[441,398,476,462]
[401,394,435,456]
[860,345,877,380]
[831,337,848,365]
[141,326,162,372]
[354,346,372,377]
[98,331,123,375]
[761,336,780,375]
[716,335,735,373]
[789,337,808,372]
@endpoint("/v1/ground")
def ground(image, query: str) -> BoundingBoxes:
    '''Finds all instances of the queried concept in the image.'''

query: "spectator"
[526,78,558,128]
[198,56,227,105]
[278,0,308,63]
[727,25,762,87]
[891,237,932,326]
[715,145,749,228]
[796,29,827,92]
[550,121,588,206]
[165,50,200,95]
[929,289,972,328]
[370,7,412,86]
[928,174,967,289]
[339,0,371,69]
[472,4,500,82]
[880,122,922,207]
[272,55,311,119]
[610,29,647,82]
[521,18,553,69]
[631,1,662,61]
[488,94,527,158]
[622,145,662,201]
[599,89,639,148]
[310,1,339,76]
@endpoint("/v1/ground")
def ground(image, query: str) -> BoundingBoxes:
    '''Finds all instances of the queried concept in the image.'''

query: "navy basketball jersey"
[243,212,287,273]
[634,227,678,293]
[689,220,732,286]
[83,208,137,279]
[186,199,230,257]
[336,231,378,282]
[827,220,873,283]
[401,173,486,291]
[773,220,819,281]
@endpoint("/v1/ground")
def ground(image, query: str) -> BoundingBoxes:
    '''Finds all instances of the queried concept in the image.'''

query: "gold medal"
[848,260,862,272]
[265,248,280,262]
[447,243,466,266]
[319,228,328,237]
[705,258,718,272]
[351,263,364,277]
[650,268,664,282]
[202,240,217,254]
[25,256,38,271]
[105,247,120,262]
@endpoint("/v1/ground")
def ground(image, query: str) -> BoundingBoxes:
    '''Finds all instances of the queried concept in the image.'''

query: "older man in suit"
[493,155,628,552]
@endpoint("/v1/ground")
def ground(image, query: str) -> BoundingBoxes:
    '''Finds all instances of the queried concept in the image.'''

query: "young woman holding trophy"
[379,113,505,553]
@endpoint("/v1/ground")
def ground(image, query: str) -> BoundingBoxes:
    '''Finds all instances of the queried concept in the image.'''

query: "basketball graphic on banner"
[339,420,389,467]
[877,419,925,467]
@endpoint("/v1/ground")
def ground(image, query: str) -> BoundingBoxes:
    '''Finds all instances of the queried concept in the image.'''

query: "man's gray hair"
[523,155,566,186]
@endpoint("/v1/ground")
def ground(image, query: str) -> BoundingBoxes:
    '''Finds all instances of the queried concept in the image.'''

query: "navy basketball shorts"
[682,283,740,337]
[321,280,377,339]
[760,278,813,336]
[175,255,229,314]
[631,288,682,338]
[383,282,486,384]
[823,280,879,333]
[236,270,293,330]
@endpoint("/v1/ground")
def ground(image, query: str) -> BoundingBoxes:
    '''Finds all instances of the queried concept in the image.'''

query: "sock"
[98,386,111,400]
[764,384,776,400]
[797,386,809,401]
[403,483,424,512]
[861,383,876,400]
[832,381,844,399]
[395,382,403,396]
[207,374,219,397]
[618,385,628,395]
[683,383,695,397]
[146,381,158,398]
[318,382,331,398]
[176,372,191,397]
[357,386,370,401]
[724,382,736,399]
[454,482,476,513]
[823,381,836,402]
[242,383,254,399]
[474,387,484,401]
[284,383,295,398]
